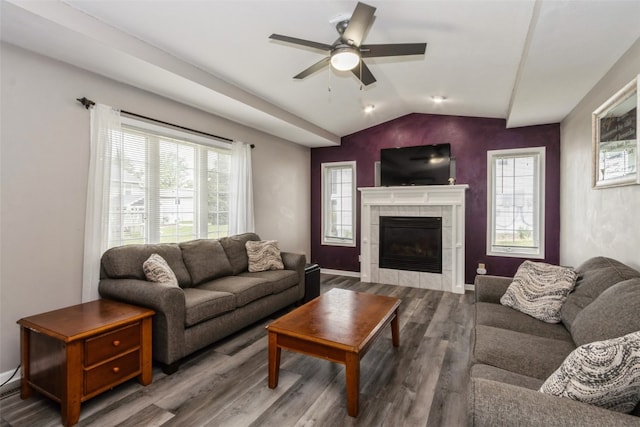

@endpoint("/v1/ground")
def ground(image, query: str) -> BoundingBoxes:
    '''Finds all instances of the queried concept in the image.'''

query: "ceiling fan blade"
[352,61,376,86]
[294,57,331,79]
[341,2,376,47]
[269,34,332,51]
[360,43,427,58]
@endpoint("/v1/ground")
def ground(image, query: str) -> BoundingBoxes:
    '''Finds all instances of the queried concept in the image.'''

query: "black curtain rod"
[76,97,254,148]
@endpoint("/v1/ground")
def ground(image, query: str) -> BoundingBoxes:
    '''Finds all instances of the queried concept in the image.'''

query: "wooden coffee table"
[267,288,401,417]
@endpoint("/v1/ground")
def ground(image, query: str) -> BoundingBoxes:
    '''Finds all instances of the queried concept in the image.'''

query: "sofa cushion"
[246,240,284,272]
[101,243,192,287]
[219,233,261,275]
[500,261,577,323]
[238,270,298,294]
[476,302,571,341]
[179,239,233,286]
[474,325,575,380]
[561,257,640,331]
[471,364,544,391]
[183,288,236,327]
[540,331,640,413]
[570,278,640,347]
[143,254,179,286]
[198,275,272,307]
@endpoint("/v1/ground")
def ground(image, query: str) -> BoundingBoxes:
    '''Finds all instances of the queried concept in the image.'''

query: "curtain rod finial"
[77,97,95,109]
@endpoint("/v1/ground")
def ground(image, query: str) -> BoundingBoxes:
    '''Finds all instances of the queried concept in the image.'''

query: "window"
[487,147,545,258]
[108,118,231,248]
[321,161,356,247]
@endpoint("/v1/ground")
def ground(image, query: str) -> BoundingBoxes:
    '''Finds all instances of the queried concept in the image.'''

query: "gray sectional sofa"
[98,232,305,373]
[469,257,640,426]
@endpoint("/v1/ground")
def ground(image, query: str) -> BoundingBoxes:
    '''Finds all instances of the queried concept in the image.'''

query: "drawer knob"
[112,367,120,374]
[112,340,120,347]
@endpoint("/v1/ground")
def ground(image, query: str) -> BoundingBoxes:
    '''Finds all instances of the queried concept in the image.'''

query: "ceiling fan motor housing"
[335,20,351,37]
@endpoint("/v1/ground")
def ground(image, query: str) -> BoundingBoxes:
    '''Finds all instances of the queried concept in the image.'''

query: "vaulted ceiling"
[2,0,639,147]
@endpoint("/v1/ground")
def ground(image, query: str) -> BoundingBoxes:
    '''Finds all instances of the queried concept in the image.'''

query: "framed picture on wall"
[592,75,639,188]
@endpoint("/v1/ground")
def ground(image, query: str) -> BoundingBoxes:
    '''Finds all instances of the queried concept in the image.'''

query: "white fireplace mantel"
[359,185,469,294]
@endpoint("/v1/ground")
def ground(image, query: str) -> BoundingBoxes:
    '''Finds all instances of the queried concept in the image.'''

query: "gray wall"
[560,38,640,270]
[0,43,311,374]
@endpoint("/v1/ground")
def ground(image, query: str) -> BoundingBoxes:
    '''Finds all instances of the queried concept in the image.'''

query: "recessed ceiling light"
[364,104,375,113]
[431,95,446,103]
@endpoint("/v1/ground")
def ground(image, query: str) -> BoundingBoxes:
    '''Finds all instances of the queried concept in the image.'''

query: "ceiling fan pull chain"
[359,60,363,90]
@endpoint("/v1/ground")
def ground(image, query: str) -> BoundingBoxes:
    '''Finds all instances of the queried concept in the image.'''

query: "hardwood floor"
[1,275,474,427]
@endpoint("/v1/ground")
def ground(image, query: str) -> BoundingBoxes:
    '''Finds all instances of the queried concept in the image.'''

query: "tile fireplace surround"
[359,185,469,294]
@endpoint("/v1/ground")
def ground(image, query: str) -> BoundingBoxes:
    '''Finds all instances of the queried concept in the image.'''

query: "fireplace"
[379,216,442,274]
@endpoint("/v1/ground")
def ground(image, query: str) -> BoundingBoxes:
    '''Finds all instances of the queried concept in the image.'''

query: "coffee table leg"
[391,308,400,347]
[345,352,360,417]
[268,331,281,388]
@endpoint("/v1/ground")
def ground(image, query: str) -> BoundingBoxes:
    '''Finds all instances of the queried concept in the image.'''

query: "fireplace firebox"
[379,216,442,273]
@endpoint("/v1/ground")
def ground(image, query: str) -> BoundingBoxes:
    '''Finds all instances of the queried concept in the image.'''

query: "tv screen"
[380,144,451,186]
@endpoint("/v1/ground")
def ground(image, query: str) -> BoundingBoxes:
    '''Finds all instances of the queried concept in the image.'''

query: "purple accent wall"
[311,113,561,284]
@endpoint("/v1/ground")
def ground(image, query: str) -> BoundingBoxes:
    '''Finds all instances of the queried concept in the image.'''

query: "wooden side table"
[17,299,154,426]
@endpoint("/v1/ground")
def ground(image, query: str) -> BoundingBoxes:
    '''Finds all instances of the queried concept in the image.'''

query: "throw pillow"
[143,253,179,286]
[500,260,577,323]
[245,240,284,272]
[540,331,640,413]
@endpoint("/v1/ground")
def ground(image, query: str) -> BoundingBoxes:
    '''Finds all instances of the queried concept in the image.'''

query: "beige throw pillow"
[500,260,577,323]
[540,331,640,413]
[143,253,179,286]
[245,240,284,272]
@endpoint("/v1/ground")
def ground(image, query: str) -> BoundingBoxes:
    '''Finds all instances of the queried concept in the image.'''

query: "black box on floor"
[303,263,320,303]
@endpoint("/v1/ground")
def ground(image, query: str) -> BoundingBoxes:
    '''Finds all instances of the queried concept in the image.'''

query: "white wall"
[560,38,640,270]
[0,43,311,373]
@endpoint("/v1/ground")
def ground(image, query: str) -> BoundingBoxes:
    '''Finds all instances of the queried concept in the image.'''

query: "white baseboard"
[0,366,22,391]
[319,269,476,292]
[320,268,361,278]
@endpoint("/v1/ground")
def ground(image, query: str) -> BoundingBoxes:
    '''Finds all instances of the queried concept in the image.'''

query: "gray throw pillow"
[500,260,577,323]
[540,331,640,413]
[245,240,284,272]
[571,278,640,347]
[143,253,179,286]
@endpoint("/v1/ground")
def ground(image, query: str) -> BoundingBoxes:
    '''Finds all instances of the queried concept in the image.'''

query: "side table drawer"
[85,323,139,366]
[84,350,140,396]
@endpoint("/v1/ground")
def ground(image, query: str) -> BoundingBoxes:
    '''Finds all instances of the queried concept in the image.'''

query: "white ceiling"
[2,0,639,147]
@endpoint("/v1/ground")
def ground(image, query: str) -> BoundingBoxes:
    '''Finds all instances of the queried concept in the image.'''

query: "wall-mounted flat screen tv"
[380,143,451,186]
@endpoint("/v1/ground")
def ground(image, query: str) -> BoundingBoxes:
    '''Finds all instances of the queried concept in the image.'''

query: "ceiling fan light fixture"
[331,46,360,71]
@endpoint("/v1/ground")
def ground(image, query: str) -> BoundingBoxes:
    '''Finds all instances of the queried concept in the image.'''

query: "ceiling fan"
[269,1,427,86]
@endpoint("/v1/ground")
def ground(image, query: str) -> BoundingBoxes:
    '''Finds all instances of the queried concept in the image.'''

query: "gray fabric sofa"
[98,232,305,373]
[469,256,640,426]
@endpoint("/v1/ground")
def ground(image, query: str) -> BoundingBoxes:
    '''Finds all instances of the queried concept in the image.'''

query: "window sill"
[322,240,356,248]
[487,250,544,259]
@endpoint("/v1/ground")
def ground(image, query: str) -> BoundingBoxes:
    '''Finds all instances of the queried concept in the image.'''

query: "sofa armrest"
[469,377,640,427]
[281,252,306,300]
[474,275,512,304]
[98,278,186,365]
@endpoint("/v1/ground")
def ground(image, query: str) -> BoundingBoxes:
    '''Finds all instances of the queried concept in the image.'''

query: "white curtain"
[82,104,121,302]
[229,141,255,235]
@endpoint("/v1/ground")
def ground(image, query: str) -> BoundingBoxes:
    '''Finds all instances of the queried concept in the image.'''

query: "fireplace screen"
[379,216,442,273]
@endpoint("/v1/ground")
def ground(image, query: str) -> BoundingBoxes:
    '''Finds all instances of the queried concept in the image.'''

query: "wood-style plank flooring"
[1,275,474,427]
